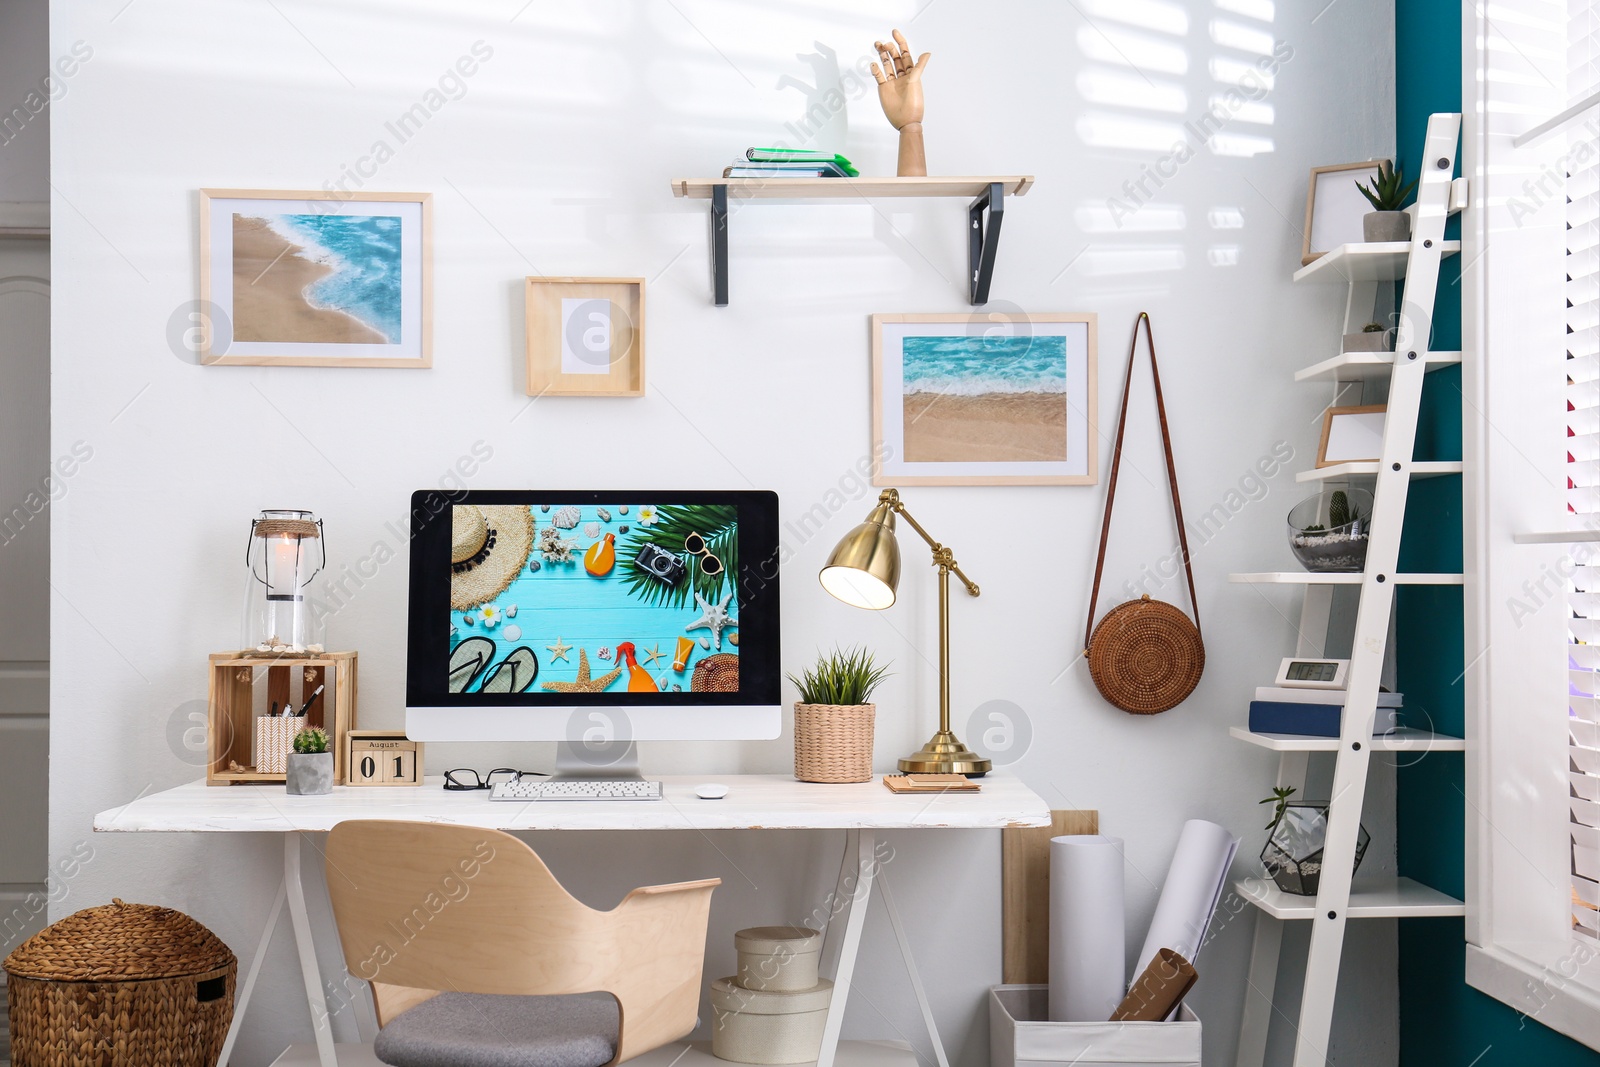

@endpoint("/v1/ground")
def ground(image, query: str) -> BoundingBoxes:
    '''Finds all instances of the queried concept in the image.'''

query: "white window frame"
[1465,0,1600,1046]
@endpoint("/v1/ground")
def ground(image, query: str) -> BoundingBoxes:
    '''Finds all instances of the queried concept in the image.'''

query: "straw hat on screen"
[450,505,534,611]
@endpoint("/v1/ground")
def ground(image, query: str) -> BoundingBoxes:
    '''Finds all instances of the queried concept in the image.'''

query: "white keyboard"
[489,779,664,802]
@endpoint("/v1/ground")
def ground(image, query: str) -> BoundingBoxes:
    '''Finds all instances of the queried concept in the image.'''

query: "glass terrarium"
[1260,804,1370,896]
[1287,487,1373,573]
[243,509,326,653]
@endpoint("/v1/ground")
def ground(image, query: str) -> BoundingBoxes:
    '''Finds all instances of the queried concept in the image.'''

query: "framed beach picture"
[871,312,1098,486]
[198,189,432,367]
[1302,162,1384,265]
[525,277,646,397]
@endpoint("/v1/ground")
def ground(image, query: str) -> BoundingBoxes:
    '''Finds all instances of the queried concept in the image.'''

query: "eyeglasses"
[684,532,724,577]
[443,768,544,791]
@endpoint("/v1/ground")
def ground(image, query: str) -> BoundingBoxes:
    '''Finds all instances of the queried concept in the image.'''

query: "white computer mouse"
[695,783,729,800]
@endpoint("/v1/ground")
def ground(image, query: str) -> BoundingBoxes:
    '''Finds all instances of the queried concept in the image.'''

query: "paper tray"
[989,985,1201,1067]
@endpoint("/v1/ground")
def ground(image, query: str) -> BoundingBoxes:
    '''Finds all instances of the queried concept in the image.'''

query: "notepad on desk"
[882,773,981,794]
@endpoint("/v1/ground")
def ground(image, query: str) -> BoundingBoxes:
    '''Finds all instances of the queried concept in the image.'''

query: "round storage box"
[710,976,833,1065]
[3,899,237,1067]
[734,926,822,992]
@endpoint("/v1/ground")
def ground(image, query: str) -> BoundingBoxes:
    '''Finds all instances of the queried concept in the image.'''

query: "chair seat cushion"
[374,991,620,1067]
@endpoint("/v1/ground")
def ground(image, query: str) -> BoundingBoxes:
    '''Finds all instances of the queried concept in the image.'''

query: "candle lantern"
[244,509,326,653]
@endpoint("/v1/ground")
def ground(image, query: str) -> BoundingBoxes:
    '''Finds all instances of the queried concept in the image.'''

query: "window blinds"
[1569,0,1600,941]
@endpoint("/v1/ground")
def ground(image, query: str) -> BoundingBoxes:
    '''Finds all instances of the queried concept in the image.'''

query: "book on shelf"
[1254,686,1403,707]
[882,773,980,793]
[1248,701,1402,738]
[723,161,851,178]
[744,147,859,175]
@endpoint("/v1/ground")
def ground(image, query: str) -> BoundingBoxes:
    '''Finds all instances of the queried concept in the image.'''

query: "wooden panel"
[1001,809,1099,985]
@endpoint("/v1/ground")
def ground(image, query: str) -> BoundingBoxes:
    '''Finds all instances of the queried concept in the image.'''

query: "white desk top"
[94,774,1051,833]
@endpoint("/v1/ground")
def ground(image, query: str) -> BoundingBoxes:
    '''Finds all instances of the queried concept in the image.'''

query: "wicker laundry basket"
[3,899,236,1067]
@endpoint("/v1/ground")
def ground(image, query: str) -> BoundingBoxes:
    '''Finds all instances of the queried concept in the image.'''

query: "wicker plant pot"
[3,899,236,1067]
[793,703,875,783]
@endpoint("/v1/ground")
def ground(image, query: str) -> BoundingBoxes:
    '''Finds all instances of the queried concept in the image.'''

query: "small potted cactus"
[1356,160,1418,243]
[1288,488,1372,572]
[285,726,334,796]
[1342,320,1396,354]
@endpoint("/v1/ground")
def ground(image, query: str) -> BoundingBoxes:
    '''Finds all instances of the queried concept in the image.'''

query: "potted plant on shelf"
[1342,321,1396,354]
[789,647,891,784]
[1259,786,1370,896]
[286,726,333,796]
[1356,160,1419,242]
[1287,487,1372,572]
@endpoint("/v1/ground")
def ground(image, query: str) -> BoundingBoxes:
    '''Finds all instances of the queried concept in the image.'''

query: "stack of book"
[1248,686,1404,738]
[723,147,858,178]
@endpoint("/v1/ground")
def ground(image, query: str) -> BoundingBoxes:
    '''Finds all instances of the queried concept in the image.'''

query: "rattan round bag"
[1087,595,1204,714]
[1084,314,1205,715]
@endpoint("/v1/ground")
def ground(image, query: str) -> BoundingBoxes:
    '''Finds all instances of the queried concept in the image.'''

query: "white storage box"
[710,976,832,1064]
[734,926,822,992]
[990,985,1200,1067]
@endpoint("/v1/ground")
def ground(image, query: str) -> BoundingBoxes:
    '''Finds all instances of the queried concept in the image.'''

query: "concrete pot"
[285,751,333,795]
[1362,210,1410,242]
[1342,329,1395,353]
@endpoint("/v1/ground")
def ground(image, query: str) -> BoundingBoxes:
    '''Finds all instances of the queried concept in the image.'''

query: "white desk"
[95,774,1049,1067]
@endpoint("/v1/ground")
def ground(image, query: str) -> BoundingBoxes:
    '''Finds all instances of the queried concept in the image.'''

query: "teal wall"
[1394,0,1600,1062]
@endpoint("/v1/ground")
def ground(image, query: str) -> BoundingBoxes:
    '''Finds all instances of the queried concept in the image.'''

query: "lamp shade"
[819,507,901,610]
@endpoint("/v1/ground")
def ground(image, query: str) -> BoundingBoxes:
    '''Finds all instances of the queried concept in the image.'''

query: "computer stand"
[548,739,646,782]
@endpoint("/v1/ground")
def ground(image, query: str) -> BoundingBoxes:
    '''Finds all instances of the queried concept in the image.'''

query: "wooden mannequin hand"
[871,29,931,176]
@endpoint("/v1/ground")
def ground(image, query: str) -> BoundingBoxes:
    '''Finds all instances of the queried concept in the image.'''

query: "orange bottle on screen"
[616,642,658,692]
[584,533,616,577]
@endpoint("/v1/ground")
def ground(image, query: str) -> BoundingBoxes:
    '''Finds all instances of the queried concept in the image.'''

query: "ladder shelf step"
[1229,725,1465,752]
[1294,241,1460,283]
[1228,572,1463,584]
[1236,876,1464,919]
[1296,461,1463,483]
[1295,351,1463,383]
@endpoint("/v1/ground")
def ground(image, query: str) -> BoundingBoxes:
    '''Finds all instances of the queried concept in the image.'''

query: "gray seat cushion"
[374,991,620,1067]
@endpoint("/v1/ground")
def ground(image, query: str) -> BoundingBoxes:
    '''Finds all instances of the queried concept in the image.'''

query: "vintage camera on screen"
[634,543,688,586]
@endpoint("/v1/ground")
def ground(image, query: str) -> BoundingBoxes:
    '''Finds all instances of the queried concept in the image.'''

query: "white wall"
[48,2,1396,1064]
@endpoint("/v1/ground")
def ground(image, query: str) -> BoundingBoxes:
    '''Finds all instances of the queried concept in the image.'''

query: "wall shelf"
[1296,460,1463,483]
[1230,726,1465,753]
[1236,877,1465,920]
[1294,241,1461,283]
[669,175,1034,306]
[1295,351,1463,383]
[1229,572,1464,585]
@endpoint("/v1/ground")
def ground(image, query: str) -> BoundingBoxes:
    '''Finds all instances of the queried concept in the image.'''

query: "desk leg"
[817,829,876,1067]
[218,876,287,1066]
[877,867,950,1067]
[285,833,338,1067]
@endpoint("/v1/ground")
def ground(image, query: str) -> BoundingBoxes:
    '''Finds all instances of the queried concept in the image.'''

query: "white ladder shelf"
[1231,112,1467,1067]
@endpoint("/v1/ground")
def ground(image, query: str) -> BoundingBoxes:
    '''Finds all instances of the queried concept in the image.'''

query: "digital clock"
[1273,657,1350,691]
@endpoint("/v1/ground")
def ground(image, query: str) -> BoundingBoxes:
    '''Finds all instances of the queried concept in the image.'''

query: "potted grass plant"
[789,647,891,783]
[285,726,334,796]
[1356,160,1419,243]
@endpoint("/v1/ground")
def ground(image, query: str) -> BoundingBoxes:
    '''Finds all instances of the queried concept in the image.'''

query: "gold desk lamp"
[819,488,991,776]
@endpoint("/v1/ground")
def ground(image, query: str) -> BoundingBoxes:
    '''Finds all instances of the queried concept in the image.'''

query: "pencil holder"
[254,717,297,775]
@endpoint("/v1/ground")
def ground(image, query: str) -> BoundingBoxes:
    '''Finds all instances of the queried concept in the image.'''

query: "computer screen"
[405,489,781,741]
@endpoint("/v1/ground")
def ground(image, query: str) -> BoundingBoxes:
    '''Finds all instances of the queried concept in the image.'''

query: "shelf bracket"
[710,184,729,307]
[968,182,1005,305]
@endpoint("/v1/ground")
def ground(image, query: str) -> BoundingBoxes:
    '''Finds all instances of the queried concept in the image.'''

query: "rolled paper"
[673,635,695,672]
[1110,947,1197,1022]
[1048,834,1126,1022]
[1134,819,1240,982]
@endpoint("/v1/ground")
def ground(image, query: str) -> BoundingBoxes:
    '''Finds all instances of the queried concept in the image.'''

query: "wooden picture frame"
[525,277,645,397]
[198,189,433,367]
[1316,404,1387,467]
[871,312,1097,486]
[1302,162,1384,265]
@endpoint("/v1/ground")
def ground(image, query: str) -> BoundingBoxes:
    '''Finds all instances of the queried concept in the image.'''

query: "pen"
[297,684,325,717]
[269,701,280,718]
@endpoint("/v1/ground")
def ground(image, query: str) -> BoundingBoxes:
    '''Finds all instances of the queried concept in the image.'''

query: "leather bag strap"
[1084,312,1202,650]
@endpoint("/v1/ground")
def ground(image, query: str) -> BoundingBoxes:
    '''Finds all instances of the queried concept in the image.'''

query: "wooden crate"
[206,651,358,786]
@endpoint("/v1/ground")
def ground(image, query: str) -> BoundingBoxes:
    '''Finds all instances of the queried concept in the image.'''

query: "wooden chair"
[325,820,720,1067]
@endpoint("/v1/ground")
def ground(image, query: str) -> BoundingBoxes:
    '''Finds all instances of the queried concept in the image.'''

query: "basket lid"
[734,926,822,954]
[2,899,234,981]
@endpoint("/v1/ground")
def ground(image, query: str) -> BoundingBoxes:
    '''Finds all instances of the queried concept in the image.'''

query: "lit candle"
[268,533,303,599]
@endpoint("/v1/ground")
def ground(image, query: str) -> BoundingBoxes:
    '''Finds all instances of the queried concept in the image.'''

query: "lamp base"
[898,730,992,777]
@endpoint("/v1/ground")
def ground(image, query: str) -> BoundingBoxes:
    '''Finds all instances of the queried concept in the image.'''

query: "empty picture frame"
[524,277,645,397]
[1302,162,1385,265]
[1317,405,1387,467]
